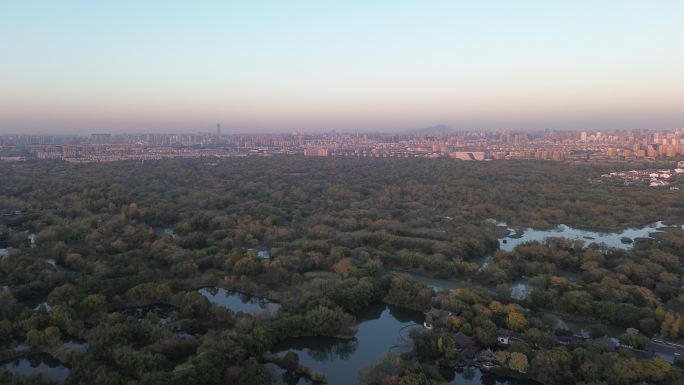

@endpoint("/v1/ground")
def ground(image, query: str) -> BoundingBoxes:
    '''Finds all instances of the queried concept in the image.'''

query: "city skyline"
[3,127,682,165]
[2,1,684,134]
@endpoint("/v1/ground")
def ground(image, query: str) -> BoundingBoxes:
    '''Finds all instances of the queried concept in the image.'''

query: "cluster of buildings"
[601,163,684,189]
[1,127,683,163]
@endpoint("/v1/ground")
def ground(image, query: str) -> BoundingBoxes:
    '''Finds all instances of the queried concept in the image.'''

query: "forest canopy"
[0,157,682,385]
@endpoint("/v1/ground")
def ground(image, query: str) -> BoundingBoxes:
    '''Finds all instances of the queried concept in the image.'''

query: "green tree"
[509,352,529,373]
[282,351,299,372]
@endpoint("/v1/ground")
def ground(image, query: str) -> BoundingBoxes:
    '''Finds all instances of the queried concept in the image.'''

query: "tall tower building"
[216,124,222,135]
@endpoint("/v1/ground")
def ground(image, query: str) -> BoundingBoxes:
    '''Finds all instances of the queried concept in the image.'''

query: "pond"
[197,287,280,315]
[495,221,675,252]
[272,303,423,385]
[0,353,70,382]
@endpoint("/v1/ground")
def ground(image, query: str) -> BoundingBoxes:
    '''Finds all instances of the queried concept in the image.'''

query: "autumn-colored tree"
[506,312,528,332]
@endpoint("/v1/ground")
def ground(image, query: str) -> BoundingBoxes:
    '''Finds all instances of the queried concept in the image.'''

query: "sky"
[1,1,683,134]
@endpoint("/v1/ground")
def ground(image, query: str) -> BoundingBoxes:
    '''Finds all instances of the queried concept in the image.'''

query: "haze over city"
[2,0,683,134]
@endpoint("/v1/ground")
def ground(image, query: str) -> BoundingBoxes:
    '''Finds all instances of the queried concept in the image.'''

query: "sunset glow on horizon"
[2,1,683,134]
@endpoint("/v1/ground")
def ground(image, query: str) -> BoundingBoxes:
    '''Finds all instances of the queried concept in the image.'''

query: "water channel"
[494,220,678,252]
[197,287,281,315]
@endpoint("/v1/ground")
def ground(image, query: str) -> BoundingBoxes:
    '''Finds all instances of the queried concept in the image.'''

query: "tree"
[237,358,271,385]
[588,324,608,338]
[384,274,431,311]
[436,333,456,359]
[282,352,299,372]
[474,325,496,347]
[26,329,42,348]
[359,353,403,385]
[44,326,62,347]
[618,333,649,349]
[48,283,78,306]
[506,312,528,332]
[333,258,356,277]
[641,357,671,382]
[399,368,430,385]
[81,294,107,314]
[0,319,12,339]
[531,348,572,385]
[509,352,529,373]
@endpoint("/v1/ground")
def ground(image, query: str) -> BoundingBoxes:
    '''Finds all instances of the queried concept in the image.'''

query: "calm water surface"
[198,287,280,315]
[443,366,540,385]
[0,353,70,382]
[273,303,423,385]
[497,221,675,252]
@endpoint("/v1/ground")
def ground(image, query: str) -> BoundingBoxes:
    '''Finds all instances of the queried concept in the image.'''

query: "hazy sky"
[1,1,683,134]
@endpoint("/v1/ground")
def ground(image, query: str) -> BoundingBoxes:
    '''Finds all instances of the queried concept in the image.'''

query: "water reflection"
[0,353,70,382]
[441,366,540,385]
[279,336,359,362]
[273,303,423,385]
[198,287,280,315]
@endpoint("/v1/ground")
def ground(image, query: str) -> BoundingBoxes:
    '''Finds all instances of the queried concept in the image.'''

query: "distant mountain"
[407,124,455,134]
